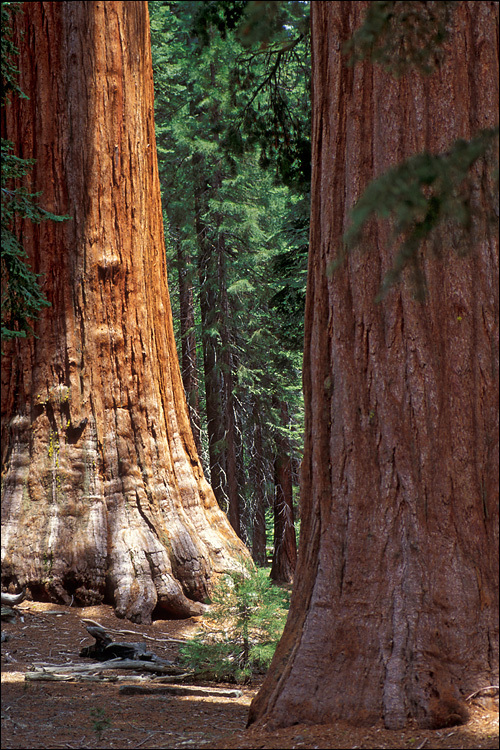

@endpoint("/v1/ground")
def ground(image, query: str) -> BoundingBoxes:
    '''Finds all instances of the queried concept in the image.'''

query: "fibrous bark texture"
[1,1,249,623]
[249,0,498,730]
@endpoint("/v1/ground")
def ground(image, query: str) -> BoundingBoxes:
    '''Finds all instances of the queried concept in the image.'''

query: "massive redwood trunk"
[249,0,498,730]
[1,1,249,623]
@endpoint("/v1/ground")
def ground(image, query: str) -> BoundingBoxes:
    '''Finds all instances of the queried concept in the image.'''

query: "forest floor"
[1,601,498,750]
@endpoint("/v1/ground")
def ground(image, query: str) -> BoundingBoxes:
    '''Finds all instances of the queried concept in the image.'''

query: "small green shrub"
[89,707,111,738]
[180,561,290,683]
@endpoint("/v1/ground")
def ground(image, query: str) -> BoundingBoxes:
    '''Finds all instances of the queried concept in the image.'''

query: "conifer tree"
[149,0,309,554]
[1,2,68,344]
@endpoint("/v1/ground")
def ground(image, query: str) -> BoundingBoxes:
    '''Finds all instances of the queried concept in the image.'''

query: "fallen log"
[119,684,242,698]
[28,658,188,676]
[80,622,158,661]
[25,672,125,683]
[81,619,188,645]
[25,672,82,682]
[79,619,180,663]
[25,665,194,683]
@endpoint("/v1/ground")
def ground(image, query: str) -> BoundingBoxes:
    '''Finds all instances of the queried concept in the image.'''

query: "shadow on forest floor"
[1,601,498,749]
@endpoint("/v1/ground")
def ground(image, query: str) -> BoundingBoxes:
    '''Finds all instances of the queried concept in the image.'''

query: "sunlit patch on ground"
[1,602,498,749]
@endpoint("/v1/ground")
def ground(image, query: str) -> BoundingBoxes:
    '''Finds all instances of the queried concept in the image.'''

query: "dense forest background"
[149,0,311,572]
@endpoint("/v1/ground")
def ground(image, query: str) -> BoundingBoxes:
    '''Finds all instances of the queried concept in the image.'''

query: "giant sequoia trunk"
[249,0,498,731]
[1,1,249,623]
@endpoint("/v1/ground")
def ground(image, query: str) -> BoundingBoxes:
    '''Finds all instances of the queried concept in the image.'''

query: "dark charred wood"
[79,640,153,661]
[79,621,156,661]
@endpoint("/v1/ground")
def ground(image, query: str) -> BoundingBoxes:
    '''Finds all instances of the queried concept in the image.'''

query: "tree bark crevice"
[249,0,498,730]
[1,0,249,624]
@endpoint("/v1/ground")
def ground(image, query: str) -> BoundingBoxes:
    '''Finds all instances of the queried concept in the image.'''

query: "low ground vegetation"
[180,563,291,683]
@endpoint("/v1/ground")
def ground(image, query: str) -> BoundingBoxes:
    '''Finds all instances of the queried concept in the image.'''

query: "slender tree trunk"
[270,402,297,583]
[223,364,241,537]
[195,167,243,537]
[1,1,249,624]
[176,240,202,456]
[249,0,498,730]
[219,232,242,537]
[195,185,226,511]
[251,398,267,566]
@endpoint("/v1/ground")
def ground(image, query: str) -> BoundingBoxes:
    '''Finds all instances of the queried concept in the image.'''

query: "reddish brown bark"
[270,402,297,583]
[1,1,249,623]
[249,0,498,730]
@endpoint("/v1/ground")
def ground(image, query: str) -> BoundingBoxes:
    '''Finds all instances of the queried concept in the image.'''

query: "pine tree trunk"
[195,169,243,537]
[249,0,498,730]
[251,398,268,566]
[270,402,297,583]
[0,0,249,624]
[177,240,202,457]
[219,233,242,538]
[196,185,226,511]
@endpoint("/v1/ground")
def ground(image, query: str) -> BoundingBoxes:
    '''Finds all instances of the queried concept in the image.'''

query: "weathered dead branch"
[27,658,189,677]
[119,684,242,697]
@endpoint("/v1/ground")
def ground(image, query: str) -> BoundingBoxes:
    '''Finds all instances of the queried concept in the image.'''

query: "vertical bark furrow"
[250,0,498,730]
[1,1,249,623]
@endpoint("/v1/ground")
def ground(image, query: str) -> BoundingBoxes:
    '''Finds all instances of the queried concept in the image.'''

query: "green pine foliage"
[1,2,69,345]
[179,561,290,683]
[340,128,499,300]
[1,2,26,102]
[344,0,455,77]
[233,1,311,192]
[149,0,309,545]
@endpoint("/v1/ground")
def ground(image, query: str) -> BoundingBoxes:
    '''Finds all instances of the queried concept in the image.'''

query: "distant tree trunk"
[195,185,226,511]
[176,240,202,456]
[249,0,498,730]
[195,165,243,537]
[270,402,296,583]
[251,398,267,566]
[219,232,242,538]
[223,363,241,537]
[0,0,249,624]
